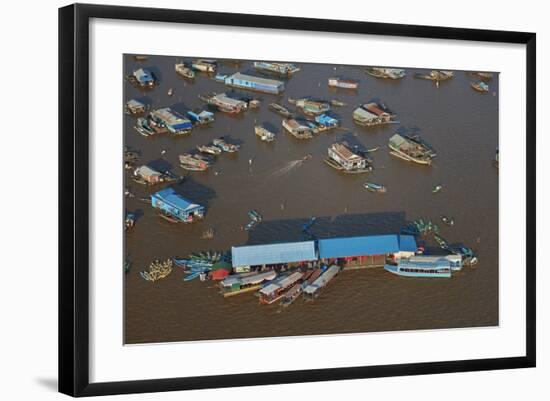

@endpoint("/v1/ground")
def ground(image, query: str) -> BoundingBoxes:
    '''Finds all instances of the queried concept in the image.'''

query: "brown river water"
[123,55,499,344]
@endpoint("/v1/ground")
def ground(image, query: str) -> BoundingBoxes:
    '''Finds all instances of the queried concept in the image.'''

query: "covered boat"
[179,153,211,171]
[388,133,436,165]
[290,98,330,116]
[353,101,396,126]
[268,102,293,117]
[201,92,248,114]
[175,63,195,79]
[258,271,304,304]
[364,182,386,193]
[213,138,240,152]
[253,61,300,75]
[328,77,359,89]
[132,165,176,185]
[282,119,314,139]
[471,81,489,93]
[254,126,276,142]
[187,110,215,125]
[365,67,406,79]
[192,59,217,73]
[220,271,278,297]
[303,265,340,300]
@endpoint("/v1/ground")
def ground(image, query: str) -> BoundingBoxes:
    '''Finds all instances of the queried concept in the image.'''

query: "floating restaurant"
[150,187,205,223]
[149,108,193,135]
[224,72,285,94]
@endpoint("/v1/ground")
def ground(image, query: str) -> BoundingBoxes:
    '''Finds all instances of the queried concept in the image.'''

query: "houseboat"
[365,67,406,79]
[149,108,193,135]
[125,99,147,115]
[289,98,330,116]
[258,271,304,304]
[303,265,340,300]
[471,81,489,93]
[179,153,211,171]
[175,63,195,79]
[126,68,157,88]
[364,182,386,193]
[388,133,436,165]
[132,165,177,185]
[314,114,339,130]
[280,283,303,307]
[282,119,314,139]
[353,101,396,126]
[187,110,215,125]
[325,142,372,173]
[213,138,240,152]
[253,61,300,76]
[328,77,359,89]
[255,126,276,142]
[220,271,278,297]
[268,103,293,117]
[415,70,454,81]
[192,59,217,73]
[151,187,205,223]
[200,92,248,114]
[384,259,453,278]
[224,72,285,94]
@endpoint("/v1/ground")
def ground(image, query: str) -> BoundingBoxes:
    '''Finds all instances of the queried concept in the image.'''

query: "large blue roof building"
[151,188,205,223]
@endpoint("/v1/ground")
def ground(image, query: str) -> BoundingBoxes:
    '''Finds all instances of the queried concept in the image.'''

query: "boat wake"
[270,159,305,178]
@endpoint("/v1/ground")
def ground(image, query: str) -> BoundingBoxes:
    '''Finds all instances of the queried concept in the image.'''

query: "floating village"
[124,56,497,309]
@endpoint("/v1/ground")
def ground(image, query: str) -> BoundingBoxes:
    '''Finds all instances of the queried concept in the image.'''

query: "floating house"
[318,234,417,268]
[187,110,215,125]
[231,241,317,273]
[132,68,156,88]
[326,142,370,172]
[125,99,147,115]
[175,63,195,79]
[192,59,217,73]
[353,101,395,126]
[224,72,285,94]
[150,187,205,223]
[388,133,436,165]
[290,98,331,116]
[253,61,300,75]
[282,119,313,139]
[149,108,193,135]
[203,93,248,113]
[133,165,163,184]
[315,114,339,128]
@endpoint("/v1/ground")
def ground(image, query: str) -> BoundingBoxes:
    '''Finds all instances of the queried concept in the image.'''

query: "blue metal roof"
[398,235,418,252]
[232,241,316,267]
[151,188,203,212]
[318,235,401,258]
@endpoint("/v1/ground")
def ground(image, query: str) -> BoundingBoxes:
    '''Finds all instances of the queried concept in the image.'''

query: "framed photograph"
[59,3,536,397]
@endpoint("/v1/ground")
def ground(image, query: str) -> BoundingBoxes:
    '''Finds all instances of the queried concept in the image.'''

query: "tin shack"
[149,108,193,135]
[231,241,317,273]
[151,187,205,223]
[225,72,285,94]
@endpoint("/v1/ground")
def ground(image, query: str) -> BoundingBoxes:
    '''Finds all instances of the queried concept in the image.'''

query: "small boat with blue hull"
[384,259,452,278]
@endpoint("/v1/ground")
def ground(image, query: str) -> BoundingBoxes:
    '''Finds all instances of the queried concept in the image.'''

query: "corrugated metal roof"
[227,72,283,87]
[232,241,316,267]
[136,165,161,178]
[303,265,340,294]
[318,235,400,258]
[151,188,203,212]
[151,108,190,126]
[353,107,378,120]
[398,235,417,252]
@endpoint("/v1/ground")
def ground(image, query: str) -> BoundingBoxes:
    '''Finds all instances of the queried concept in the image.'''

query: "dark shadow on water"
[245,211,408,245]
[35,377,57,392]
[147,158,174,173]
[172,176,217,208]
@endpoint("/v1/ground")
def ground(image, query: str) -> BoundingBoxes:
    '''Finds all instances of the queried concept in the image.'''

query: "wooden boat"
[365,67,406,79]
[388,133,436,165]
[328,77,358,89]
[330,99,347,107]
[213,138,240,152]
[179,153,211,171]
[254,125,276,142]
[289,98,330,116]
[414,70,454,81]
[268,102,293,117]
[196,144,222,155]
[303,266,340,300]
[282,119,313,139]
[470,81,489,93]
[280,283,303,307]
[175,63,195,79]
[364,182,386,193]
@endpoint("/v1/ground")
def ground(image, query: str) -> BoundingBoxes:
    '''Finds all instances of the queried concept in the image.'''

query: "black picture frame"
[59,3,536,397]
